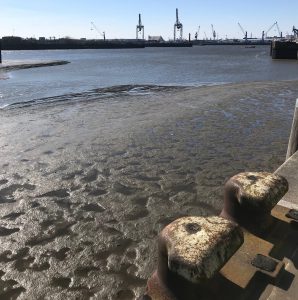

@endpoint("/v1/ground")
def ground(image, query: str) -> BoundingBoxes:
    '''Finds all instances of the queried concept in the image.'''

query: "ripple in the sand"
[81,168,99,182]
[0,226,20,236]
[81,203,105,213]
[51,277,71,288]
[116,289,135,299]
[50,247,70,261]
[26,221,75,246]
[2,212,25,220]
[38,189,70,198]
[125,206,149,221]
[0,276,26,299]
[14,255,35,272]
[113,182,138,195]
[74,266,99,276]
[0,179,8,185]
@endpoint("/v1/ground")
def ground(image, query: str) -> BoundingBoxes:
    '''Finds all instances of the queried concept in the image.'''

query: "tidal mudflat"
[0,80,297,299]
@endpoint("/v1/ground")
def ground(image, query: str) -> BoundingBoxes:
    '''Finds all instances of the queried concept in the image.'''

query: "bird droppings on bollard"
[286,209,298,221]
[251,254,278,272]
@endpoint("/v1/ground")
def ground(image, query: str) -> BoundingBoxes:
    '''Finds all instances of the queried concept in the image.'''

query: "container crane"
[195,26,200,40]
[266,22,282,38]
[293,26,298,38]
[238,22,247,41]
[90,22,105,40]
[136,14,144,40]
[211,24,216,40]
[174,8,183,41]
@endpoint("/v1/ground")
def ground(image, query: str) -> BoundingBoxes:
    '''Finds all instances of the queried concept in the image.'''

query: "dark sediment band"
[0,60,69,72]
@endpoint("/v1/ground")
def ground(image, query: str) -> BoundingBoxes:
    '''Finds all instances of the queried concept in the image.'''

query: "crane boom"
[265,22,277,37]
[238,22,245,36]
[238,22,247,41]
[91,22,105,40]
[265,21,282,38]
[275,22,281,37]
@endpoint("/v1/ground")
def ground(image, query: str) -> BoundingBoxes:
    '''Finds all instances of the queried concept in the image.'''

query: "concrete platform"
[276,151,298,210]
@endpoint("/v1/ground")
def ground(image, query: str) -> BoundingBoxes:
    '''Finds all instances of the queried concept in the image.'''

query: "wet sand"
[0,80,298,299]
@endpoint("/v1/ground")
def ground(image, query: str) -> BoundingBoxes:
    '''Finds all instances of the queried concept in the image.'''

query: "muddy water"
[0,81,297,299]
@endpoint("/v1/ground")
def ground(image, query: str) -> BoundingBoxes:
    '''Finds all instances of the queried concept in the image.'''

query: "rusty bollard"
[144,216,243,300]
[220,172,288,232]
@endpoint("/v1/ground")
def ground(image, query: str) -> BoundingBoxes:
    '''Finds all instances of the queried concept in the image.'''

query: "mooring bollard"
[220,172,288,232]
[143,216,243,300]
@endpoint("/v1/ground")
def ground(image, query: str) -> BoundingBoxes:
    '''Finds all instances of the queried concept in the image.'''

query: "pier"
[271,40,298,59]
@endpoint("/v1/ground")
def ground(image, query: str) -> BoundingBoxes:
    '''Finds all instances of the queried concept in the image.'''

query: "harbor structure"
[174,8,183,41]
[136,14,144,40]
[271,26,298,59]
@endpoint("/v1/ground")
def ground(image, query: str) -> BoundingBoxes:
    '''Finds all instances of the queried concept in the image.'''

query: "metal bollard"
[143,216,243,300]
[220,172,288,232]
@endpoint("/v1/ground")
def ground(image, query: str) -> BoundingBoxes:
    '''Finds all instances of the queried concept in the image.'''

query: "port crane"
[174,8,183,41]
[238,22,248,41]
[136,14,144,40]
[293,26,298,38]
[195,26,200,40]
[265,21,282,38]
[211,24,216,40]
[90,22,105,41]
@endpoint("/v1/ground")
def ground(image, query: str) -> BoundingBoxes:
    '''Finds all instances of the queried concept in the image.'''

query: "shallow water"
[1,46,298,108]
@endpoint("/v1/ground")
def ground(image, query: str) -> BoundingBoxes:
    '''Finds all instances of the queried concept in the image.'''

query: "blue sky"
[0,0,297,40]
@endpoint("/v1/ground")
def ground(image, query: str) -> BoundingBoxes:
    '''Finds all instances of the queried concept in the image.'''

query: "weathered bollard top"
[159,216,243,284]
[226,172,288,213]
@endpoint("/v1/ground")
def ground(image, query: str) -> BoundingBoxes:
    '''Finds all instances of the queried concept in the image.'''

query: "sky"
[0,0,297,40]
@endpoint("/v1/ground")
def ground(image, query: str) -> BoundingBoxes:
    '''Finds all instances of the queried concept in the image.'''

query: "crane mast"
[136,13,144,39]
[195,26,200,40]
[293,26,298,38]
[174,8,183,41]
[211,24,216,40]
[238,22,247,41]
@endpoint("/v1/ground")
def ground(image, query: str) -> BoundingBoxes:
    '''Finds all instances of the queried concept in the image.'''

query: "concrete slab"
[276,151,298,210]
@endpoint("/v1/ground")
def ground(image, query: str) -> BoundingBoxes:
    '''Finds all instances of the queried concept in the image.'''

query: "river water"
[1,46,298,299]
[1,45,298,108]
